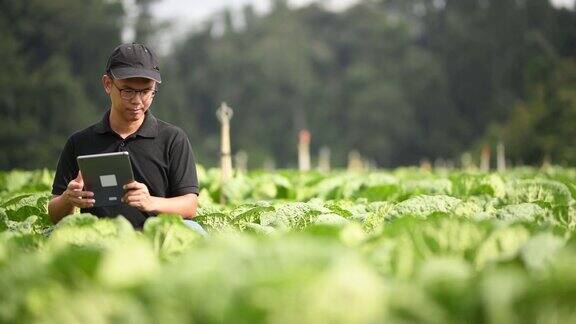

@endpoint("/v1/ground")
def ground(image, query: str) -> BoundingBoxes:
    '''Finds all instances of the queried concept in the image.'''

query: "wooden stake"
[460,152,476,170]
[420,158,432,171]
[480,145,491,172]
[318,146,331,172]
[216,102,233,203]
[298,129,311,172]
[263,157,276,171]
[364,158,377,171]
[347,150,363,171]
[433,158,447,169]
[496,142,506,172]
[542,154,552,169]
[234,150,248,174]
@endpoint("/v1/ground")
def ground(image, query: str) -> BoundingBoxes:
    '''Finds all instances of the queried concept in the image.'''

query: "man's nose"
[130,92,145,104]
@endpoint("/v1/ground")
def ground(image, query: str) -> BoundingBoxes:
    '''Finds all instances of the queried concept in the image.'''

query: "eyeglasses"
[110,80,157,101]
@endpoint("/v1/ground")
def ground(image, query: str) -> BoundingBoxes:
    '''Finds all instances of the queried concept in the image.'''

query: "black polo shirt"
[52,109,199,228]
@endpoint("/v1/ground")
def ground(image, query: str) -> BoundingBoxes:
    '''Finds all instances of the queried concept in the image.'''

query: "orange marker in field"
[298,129,311,172]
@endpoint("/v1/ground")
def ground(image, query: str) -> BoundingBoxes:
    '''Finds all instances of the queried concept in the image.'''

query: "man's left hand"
[122,181,157,213]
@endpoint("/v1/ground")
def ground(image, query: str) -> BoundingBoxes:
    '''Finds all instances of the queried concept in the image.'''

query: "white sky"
[152,0,575,25]
[145,0,574,51]
[144,0,359,52]
[152,0,358,25]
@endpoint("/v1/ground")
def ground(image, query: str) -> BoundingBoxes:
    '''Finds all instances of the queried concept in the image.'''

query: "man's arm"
[48,171,95,223]
[150,193,198,218]
[48,195,75,223]
[122,181,198,218]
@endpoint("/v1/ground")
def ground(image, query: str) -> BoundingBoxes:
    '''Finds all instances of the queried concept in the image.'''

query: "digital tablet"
[77,152,135,207]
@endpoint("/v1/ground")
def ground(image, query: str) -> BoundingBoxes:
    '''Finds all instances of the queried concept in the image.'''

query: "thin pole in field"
[480,145,491,172]
[318,146,331,172]
[235,150,248,174]
[348,150,363,172]
[298,129,311,172]
[420,158,432,171]
[217,102,234,203]
[497,142,506,172]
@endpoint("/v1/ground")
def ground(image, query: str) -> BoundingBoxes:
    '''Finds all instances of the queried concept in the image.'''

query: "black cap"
[105,43,162,83]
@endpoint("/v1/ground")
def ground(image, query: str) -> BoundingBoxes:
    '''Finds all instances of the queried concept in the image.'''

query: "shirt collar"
[94,109,158,138]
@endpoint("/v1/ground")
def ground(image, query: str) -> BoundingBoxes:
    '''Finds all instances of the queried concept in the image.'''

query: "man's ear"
[102,74,111,94]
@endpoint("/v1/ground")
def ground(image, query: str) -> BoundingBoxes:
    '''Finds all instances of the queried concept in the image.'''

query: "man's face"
[102,75,157,122]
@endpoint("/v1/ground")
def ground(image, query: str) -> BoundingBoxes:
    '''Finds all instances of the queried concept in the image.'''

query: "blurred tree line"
[0,0,156,169]
[0,0,575,170]
[0,0,123,169]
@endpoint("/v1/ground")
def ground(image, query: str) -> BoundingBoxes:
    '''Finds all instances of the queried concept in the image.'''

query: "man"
[48,43,204,234]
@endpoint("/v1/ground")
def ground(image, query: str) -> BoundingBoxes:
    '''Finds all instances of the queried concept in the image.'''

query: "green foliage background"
[1,0,575,169]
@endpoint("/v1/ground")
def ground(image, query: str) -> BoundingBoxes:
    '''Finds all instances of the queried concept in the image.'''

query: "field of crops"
[2,166,576,323]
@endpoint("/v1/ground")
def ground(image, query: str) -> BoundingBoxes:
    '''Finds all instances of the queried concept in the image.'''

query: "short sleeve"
[52,136,79,196]
[167,130,199,197]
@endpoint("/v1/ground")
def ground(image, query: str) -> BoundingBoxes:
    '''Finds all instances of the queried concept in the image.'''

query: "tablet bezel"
[76,151,135,207]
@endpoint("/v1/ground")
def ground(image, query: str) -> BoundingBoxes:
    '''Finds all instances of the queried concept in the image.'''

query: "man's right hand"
[63,171,95,208]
